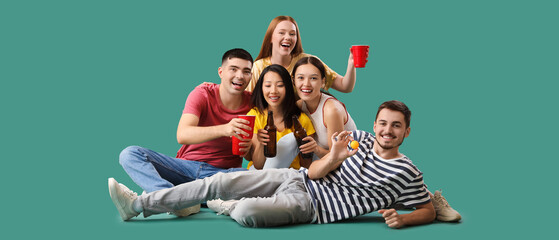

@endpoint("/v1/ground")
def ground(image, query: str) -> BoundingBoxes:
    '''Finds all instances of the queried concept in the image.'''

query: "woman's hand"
[299,136,317,154]
[256,129,270,145]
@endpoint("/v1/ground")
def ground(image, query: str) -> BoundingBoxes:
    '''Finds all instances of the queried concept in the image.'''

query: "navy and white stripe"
[303,130,430,224]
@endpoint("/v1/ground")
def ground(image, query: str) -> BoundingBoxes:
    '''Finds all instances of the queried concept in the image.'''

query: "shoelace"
[119,183,138,198]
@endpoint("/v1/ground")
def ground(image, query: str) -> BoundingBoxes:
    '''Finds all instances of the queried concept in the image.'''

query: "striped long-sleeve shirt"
[303,130,431,224]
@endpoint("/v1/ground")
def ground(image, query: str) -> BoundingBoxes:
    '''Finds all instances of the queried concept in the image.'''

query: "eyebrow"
[277,28,296,32]
[229,65,251,71]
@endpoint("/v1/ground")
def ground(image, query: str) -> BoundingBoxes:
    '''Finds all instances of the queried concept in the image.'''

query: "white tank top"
[301,93,357,149]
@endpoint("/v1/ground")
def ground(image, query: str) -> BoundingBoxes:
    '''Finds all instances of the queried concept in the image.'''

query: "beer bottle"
[292,115,313,160]
[264,111,277,157]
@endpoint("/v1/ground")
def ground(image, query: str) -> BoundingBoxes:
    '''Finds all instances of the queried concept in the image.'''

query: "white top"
[301,93,357,149]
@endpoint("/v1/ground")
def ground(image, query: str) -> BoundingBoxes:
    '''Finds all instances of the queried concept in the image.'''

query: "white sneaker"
[432,190,461,222]
[108,178,140,221]
[172,204,201,217]
[207,199,238,216]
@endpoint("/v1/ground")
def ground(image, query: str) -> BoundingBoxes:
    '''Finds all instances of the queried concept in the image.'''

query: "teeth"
[301,89,312,93]
[382,135,395,139]
[281,43,291,47]
[269,96,279,100]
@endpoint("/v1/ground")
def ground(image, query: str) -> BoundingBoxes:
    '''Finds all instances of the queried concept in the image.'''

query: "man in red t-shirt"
[117,48,254,216]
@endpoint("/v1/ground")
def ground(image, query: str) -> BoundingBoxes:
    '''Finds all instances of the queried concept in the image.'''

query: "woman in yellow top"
[246,64,317,170]
[248,15,357,93]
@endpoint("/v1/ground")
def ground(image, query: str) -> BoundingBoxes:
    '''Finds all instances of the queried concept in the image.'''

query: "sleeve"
[311,55,339,90]
[394,173,431,208]
[247,108,263,134]
[300,113,316,136]
[182,86,207,117]
[249,60,264,92]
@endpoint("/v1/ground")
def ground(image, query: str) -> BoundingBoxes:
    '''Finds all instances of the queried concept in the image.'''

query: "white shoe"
[172,204,201,217]
[432,190,461,222]
[207,199,238,216]
[108,178,140,221]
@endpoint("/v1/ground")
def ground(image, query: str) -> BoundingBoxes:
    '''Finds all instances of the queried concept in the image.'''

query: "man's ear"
[218,66,223,79]
[404,127,411,138]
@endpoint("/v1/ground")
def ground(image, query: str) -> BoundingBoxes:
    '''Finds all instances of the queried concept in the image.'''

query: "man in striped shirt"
[108,100,437,228]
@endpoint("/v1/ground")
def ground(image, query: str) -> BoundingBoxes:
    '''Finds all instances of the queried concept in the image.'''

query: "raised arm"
[307,131,357,179]
[330,52,356,93]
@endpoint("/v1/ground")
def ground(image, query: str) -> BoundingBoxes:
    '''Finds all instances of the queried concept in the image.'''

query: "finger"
[302,136,314,141]
[347,148,358,157]
[331,132,340,141]
[382,209,396,218]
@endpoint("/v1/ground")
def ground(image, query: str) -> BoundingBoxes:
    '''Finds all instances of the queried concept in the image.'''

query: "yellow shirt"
[248,53,339,92]
[246,108,316,169]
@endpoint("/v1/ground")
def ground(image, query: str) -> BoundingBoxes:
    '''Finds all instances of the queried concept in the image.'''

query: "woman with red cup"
[248,16,357,94]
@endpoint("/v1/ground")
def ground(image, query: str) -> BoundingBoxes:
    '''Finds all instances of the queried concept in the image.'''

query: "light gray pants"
[138,168,315,227]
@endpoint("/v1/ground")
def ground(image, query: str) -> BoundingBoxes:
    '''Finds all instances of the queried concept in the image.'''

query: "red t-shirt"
[176,84,251,169]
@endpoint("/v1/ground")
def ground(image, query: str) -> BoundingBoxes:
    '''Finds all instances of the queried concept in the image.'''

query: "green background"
[2,0,557,239]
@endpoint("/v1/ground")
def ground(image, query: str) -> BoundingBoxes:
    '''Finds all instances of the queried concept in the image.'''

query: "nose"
[270,85,278,93]
[235,70,244,79]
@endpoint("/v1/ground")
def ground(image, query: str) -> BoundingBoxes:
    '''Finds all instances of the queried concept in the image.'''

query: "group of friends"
[108,16,462,229]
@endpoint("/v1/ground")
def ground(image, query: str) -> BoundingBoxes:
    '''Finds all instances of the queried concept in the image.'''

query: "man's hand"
[378,209,404,229]
[223,118,252,140]
[329,131,358,163]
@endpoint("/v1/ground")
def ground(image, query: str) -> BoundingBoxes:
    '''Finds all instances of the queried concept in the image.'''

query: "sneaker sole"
[108,178,132,221]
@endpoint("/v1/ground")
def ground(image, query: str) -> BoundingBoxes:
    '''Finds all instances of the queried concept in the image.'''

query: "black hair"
[251,64,301,129]
[221,48,253,65]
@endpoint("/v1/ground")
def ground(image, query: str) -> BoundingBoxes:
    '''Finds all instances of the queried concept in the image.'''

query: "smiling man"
[109,100,459,228]
[114,48,254,217]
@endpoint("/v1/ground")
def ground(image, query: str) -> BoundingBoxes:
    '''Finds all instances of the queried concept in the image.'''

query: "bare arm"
[307,131,357,179]
[176,113,252,145]
[330,52,356,93]
[378,202,436,229]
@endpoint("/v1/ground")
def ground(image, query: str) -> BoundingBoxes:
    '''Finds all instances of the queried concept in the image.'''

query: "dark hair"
[255,16,304,61]
[292,56,336,98]
[251,64,301,129]
[375,100,412,128]
[222,48,253,65]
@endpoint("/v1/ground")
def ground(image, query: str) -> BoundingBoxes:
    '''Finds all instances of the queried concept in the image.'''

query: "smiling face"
[218,57,252,95]
[373,108,411,150]
[293,63,324,102]
[261,71,286,110]
[271,20,297,57]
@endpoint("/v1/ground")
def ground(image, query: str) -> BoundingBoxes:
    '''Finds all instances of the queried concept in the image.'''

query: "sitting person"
[245,64,318,170]
[108,100,459,228]
[116,48,254,217]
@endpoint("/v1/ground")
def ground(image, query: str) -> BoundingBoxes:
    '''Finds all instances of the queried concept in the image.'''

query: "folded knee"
[119,145,143,166]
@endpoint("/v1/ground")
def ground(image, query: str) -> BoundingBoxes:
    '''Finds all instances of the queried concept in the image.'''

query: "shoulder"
[323,97,346,118]
[254,58,270,68]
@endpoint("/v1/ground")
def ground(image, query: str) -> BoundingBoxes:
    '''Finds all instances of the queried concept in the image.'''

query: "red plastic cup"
[232,115,256,155]
[350,45,370,68]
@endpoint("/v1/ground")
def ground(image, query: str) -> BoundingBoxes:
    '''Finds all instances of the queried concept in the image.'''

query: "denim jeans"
[119,146,247,192]
[138,168,316,227]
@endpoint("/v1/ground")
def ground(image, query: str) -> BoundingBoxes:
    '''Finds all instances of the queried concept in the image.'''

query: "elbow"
[338,87,354,93]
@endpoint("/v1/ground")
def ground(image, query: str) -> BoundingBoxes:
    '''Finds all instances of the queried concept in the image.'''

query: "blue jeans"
[119,146,247,192]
